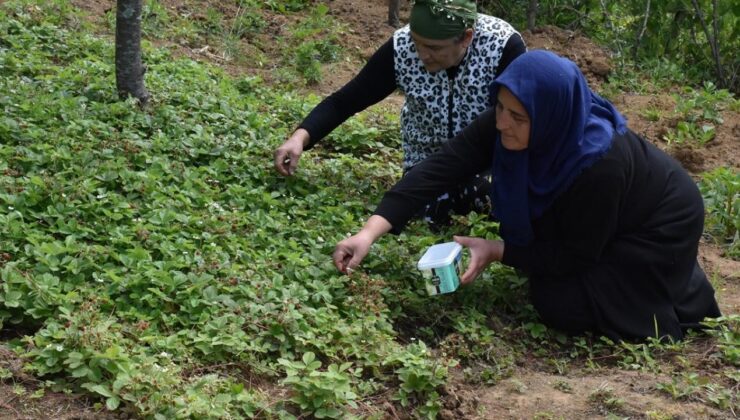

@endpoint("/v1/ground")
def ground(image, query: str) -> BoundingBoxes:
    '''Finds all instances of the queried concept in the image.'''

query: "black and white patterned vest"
[393,15,518,169]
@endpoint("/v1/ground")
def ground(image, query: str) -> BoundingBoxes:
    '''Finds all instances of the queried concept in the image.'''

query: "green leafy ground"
[0,1,737,419]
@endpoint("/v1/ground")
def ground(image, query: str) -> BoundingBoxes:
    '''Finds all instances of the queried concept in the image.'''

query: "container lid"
[417,242,462,269]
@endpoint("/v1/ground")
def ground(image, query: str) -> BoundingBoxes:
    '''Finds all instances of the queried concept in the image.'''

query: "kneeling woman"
[332,50,721,341]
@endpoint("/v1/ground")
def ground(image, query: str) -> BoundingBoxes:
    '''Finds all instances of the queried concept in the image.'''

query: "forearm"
[374,109,497,233]
[356,215,392,242]
[291,128,310,147]
[299,39,396,149]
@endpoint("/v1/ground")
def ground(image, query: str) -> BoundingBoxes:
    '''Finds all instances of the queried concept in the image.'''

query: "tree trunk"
[526,0,538,31]
[690,0,726,88]
[115,0,149,105]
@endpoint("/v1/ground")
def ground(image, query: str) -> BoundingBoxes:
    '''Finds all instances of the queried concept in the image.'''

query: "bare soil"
[1,0,738,418]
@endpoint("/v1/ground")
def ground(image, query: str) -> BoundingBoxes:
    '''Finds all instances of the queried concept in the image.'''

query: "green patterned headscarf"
[409,0,477,40]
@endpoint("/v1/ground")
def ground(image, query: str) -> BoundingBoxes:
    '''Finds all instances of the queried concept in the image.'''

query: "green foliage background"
[0,0,737,418]
[481,0,738,92]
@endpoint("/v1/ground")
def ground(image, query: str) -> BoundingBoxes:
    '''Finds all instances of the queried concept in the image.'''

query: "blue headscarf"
[489,50,627,246]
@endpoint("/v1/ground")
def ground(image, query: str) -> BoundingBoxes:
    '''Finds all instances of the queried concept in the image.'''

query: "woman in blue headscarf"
[332,50,721,341]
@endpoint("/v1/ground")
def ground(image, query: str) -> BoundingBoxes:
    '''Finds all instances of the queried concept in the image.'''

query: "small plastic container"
[417,242,463,295]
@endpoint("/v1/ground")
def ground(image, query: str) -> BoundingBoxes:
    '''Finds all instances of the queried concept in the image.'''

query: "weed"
[664,82,737,147]
[656,372,703,400]
[663,120,716,146]
[699,169,740,259]
[502,379,525,394]
[263,0,313,13]
[231,2,266,39]
[588,383,625,414]
[701,315,740,365]
[140,0,171,38]
[552,379,573,393]
[281,4,342,84]
[640,106,663,122]
[645,410,675,420]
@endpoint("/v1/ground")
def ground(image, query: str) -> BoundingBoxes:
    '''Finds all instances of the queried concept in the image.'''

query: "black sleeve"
[298,38,398,149]
[501,154,627,276]
[495,33,527,77]
[374,108,498,233]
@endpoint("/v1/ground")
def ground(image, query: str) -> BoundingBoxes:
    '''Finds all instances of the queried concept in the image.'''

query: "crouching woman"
[332,50,721,341]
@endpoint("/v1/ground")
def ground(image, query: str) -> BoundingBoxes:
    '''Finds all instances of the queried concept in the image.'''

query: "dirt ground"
[1,0,738,418]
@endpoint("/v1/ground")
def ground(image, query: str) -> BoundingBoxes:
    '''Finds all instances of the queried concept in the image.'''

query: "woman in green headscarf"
[406,0,480,73]
[274,1,526,228]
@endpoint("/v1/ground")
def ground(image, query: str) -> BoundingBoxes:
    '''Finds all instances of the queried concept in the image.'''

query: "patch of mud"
[523,25,613,88]
[449,369,729,419]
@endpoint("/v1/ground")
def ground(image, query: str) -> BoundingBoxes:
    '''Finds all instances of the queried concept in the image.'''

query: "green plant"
[675,82,733,124]
[553,379,573,393]
[140,0,171,38]
[202,7,224,36]
[276,4,342,85]
[278,352,359,418]
[645,410,674,420]
[699,168,740,259]
[263,0,313,13]
[640,106,663,122]
[656,372,702,400]
[231,2,266,39]
[703,383,735,411]
[658,369,738,411]
[663,120,716,146]
[701,315,740,365]
[588,383,625,414]
[384,341,449,418]
[614,339,662,372]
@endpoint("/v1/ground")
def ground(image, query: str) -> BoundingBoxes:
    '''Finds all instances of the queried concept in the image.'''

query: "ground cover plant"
[0,0,738,418]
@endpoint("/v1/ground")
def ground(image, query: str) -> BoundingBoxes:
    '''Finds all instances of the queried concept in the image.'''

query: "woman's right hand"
[332,215,393,274]
[274,129,310,176]
[333,234,374,274]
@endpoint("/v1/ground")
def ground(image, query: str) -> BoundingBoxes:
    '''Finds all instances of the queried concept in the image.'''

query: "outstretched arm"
[374,108,498,233]
[298,38,397,150]
[274,39,397,176]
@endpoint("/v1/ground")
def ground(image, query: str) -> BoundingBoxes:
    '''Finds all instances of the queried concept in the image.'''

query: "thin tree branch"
[598,0,622,56]
[632,0,650,60]
[690,0,726,87]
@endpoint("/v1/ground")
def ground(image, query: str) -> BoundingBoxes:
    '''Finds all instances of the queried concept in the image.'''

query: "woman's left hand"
[453,236,504,285]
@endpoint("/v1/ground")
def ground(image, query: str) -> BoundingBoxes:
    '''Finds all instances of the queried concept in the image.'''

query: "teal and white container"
[417,242,462,295]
